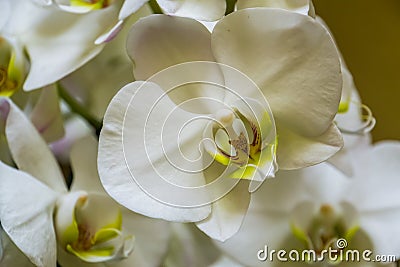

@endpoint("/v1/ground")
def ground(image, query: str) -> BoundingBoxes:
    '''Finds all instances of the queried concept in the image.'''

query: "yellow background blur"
[313,0,400,141]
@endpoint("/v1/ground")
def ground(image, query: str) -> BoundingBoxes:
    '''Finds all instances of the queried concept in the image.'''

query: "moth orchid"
[98,8,343,241]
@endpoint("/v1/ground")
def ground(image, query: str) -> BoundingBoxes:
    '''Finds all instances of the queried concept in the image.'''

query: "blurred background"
[313,0,400,141]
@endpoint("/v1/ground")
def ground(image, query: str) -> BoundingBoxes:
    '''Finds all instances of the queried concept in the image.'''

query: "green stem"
[57,83,103,134]
[148,0,163,14]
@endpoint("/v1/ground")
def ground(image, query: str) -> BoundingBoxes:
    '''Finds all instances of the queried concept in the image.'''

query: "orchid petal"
[119,0,148,20]
[126,15,226,113]
[98,81,211,222]
[214,205,291,267]
[212,8,342,140]
[30,84,65,143]
[70,135,106,194]
[0,161,58,267]
[0,1,11,30]
[126,16,218,66]
[236,0,315,17]
[164,223,220,267]
[196,180,250,242]
[358,211,400,258]
[345,141,400,212]
[276,122,343,169]
[157,0,226,21]
[127,14,215,80]
[3,99,67,192]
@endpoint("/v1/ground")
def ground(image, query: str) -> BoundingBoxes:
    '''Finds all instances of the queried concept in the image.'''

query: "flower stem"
[148,0,163,14]
[57,83,103,134]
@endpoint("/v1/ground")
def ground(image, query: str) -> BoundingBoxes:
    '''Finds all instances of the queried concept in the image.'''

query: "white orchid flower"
[98,9,343,241]
[1,0,121,91]
[0,99,170,267]
[215,141,400,267]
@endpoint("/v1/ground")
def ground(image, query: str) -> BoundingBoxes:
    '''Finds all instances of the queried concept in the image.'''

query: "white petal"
[4,0,121,90]
[70,135,106,194]
[157,0,226,21]
[0,0,11,30]
[359,210,400,258]
[163,223,221,267]
[276,122,343,169]
[127,14,215,79]
[29,84,65,143]
[214,202,291,266]
[212,8,342,138]
[196,180,251,241]
[236,0,314,17]
[126,15,225,113]
[119,0,148,20]
[3,99,67,193]
[346,141,400,212]
[98,81,211,222]
[0,161,58,267]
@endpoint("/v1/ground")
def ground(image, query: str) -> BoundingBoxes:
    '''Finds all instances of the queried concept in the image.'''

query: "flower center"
[291,203,360,264]
[212,108,261,167]
[307,205,345,254]
[56,193,134,263]
[202,99,278,181]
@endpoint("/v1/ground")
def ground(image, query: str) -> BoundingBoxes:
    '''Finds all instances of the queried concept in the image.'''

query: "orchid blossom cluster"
[0,0,398,267]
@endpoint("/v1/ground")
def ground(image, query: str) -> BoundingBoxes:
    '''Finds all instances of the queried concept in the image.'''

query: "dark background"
[313,0,400,141]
